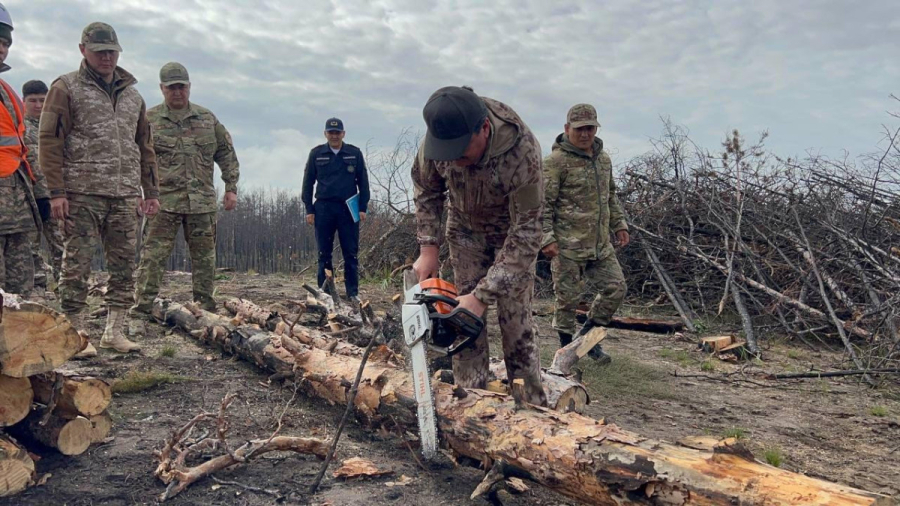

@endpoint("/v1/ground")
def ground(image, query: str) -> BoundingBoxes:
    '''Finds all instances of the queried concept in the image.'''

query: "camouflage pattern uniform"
[39,59,159,315]
[542,105,628,336]
[133,97,240,314]
[24,115,64,286]
[413,96,547,406]
[0,72,38,294]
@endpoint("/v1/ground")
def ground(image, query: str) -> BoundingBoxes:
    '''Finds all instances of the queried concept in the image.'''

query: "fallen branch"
[771,368,900,380]
[154,392,328,501]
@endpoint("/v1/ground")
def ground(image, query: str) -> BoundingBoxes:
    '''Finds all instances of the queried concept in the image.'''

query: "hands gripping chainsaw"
[401,278,485,459]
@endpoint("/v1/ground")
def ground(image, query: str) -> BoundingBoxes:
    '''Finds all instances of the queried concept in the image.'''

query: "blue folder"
[346,194,360,223]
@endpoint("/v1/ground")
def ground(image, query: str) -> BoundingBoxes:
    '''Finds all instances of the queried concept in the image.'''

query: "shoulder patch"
[514,183,541,212]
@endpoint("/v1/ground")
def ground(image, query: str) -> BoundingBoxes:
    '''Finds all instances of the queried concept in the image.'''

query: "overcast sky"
[5,0,899,191]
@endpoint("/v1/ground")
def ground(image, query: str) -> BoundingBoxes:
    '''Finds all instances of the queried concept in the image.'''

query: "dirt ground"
[4,271,899,505]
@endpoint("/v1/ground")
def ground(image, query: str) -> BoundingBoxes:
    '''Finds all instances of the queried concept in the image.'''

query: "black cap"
[325,117,344,132]
[22,80,48,97]
[423,86,487,161]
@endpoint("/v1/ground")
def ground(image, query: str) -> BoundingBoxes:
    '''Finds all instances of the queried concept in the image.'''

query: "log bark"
[0,375,33,427]
[153,298,888,505]
[30,371,112,418]
[15,412,93,455]
[487,360,588,414]
[0,302,85,377]
[0,434,35,497]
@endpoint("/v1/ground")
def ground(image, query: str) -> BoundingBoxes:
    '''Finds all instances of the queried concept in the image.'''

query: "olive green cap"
[160,62,190,85]
[81,22,122,52]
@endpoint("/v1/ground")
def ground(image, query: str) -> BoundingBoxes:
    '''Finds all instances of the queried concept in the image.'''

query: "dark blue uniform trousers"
[314,199,359,297]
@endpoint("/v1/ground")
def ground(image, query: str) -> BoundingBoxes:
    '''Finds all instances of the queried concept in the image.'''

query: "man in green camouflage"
[22,80,63,291]
[541,104,629,363]
[132,62,239,317]
[40,22,159,354]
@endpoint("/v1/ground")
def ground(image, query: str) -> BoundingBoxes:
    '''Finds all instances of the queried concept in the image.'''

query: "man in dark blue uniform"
[302,118,370,300]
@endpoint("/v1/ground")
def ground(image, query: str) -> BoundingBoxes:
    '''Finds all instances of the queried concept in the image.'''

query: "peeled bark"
[30,371,112,418]
[0,375,33,427]
[153,298,888,505]
[16,412,93,455]
[0,434,35,497]
[488,360,588,414]
[0,301,85,377]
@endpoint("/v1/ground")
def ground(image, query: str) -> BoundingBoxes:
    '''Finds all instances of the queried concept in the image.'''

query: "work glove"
[36,198,51,222]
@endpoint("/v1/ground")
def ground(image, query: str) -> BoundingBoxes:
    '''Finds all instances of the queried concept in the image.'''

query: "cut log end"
[0,435,36,497]
[0,302,85,377]
[88,412,113,443]
[0,375,34,427]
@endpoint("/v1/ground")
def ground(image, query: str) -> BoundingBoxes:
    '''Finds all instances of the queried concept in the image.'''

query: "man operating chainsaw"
[411,86,547,407]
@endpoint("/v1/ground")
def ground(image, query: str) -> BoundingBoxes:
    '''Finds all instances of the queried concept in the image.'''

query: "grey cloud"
[4,0,898,189]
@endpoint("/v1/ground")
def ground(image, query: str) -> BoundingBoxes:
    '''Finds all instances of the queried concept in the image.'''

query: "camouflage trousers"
[31,219,64,288]
[551,251,626,335]
[133,211,216,313]
[0,232,34,294]
[59,194,138,314]
[447,226,547,407]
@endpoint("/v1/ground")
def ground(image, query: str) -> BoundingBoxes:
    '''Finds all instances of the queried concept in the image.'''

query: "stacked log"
[0,295,112,496]
[156,297,890,505]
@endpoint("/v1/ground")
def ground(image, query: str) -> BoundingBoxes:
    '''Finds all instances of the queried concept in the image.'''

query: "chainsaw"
[401,277,485,459]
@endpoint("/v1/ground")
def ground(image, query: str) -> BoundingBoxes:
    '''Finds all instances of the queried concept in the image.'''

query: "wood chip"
[332,457,392,479]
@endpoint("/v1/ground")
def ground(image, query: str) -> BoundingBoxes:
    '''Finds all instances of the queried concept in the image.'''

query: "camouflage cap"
[81,22,122,52]
[567,103,601,129]
[160,62,190,85]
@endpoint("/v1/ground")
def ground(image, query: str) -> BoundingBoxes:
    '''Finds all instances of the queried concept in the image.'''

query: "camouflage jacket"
[39,61,159,199]
[148,102,240,214]
[23,116,50,200]
[542,134,627,261]
[412,97,543,305]
[0,73,38,236]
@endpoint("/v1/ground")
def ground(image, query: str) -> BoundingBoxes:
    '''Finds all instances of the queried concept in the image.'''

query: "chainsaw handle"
[415,293,459,308]
[429,307,484,356]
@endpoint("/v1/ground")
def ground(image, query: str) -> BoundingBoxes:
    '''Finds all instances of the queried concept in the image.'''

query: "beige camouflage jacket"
[148,102,240,214]
[542,134,627,261]
[39,61,158,199]
[23,116,49,200]
[412,97,543,305]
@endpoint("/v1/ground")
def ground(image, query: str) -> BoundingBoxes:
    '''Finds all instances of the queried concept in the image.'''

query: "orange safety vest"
[0,78,34,180]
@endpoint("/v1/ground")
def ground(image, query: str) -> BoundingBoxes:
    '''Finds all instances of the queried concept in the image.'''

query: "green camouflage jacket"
[542,134,627,261]
[23,116,49,200]
[148,102,240,214]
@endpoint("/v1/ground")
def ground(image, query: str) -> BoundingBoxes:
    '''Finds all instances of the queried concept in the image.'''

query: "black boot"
[558,331,573,348]
[576,320,612,365]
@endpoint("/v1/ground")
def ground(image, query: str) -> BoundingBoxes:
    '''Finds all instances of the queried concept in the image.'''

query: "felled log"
[153,298,888,505]
[14,412,93,455]
[30,371,112,418]
[487,360,588,414]
[575,310,685,334]
[0,375,33,427]
[0,434,35,497]
[0,301,85,377]
[220,298,399,365]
